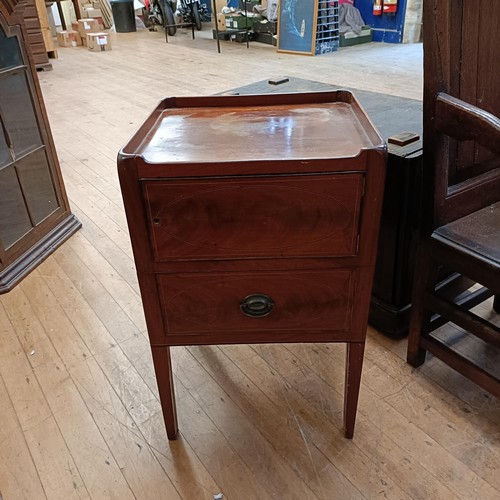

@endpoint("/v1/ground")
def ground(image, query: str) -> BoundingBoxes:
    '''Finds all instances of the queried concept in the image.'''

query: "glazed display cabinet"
[0,0,80,292]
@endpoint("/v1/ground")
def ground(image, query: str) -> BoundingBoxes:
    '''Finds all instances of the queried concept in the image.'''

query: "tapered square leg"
[344,342,365,439]
[151,345,178,440]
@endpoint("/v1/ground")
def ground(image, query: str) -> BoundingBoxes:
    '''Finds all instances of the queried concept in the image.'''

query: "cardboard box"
[71,21,79,31]
[83,7,102,18]
[217,13,226,31]
[84,15,104,29]
[214,0,227,14]
[81,34,88,47]
[87,32,112,52]
[339,26,372,47]
[81,5,104,30]
[77,18,100,37]
[57,30,82,47]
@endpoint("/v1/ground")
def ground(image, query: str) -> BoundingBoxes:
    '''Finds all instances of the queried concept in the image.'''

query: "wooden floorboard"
[1,28,499,499]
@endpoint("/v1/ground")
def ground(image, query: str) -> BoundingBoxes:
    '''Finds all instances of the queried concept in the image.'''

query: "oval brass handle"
[240,293,274,318]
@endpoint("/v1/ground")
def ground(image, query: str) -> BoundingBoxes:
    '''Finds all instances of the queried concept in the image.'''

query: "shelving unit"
[315,0,339,54]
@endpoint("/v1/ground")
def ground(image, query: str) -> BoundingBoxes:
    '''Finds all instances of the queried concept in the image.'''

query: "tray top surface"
[135,102,380,164]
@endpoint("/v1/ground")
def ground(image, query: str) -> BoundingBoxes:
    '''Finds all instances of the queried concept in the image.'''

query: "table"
[118,91,386,440]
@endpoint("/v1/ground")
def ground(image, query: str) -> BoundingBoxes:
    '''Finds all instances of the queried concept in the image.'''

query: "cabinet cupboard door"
[144,173,364,261]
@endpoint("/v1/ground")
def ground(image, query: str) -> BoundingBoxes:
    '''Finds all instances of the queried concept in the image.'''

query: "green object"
[339,26,372,47]
[224,14,263,30]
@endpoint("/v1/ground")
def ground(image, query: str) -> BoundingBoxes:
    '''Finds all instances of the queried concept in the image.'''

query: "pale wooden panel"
[34,0,57,53]
[192,344,414,499]
[0,301,89,499]
[98,341,272,500]
[39,257,117,355]
[286,342,499,499]
[181,346,361,499]
[53,244,140,345]
[69,357,183,500]
[0,376,47,500]
[64,232,147,332]
[6,276,136,498]
[1,29,498,500]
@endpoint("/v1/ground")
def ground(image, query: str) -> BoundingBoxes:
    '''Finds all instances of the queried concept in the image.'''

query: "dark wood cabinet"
[0,0,80,293]
[118,92,386,440]
[219,77,426,338]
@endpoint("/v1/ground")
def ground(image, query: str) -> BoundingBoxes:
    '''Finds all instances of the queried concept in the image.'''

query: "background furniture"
[22,0,55,70]
[407,0,500,396]
[119,91,386,440]
[223,76,424,337]
[0,0,80,293]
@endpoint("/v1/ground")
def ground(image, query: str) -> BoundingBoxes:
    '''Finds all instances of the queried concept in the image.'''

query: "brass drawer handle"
[240,293,274,318]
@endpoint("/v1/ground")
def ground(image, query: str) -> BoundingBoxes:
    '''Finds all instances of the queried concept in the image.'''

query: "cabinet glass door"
[0,23,59,252]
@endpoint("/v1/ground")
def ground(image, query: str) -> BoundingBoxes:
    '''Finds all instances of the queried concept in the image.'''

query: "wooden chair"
[406,0,500,397]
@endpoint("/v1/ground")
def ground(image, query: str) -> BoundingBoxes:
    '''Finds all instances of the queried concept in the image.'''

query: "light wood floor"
[1,28,499,500]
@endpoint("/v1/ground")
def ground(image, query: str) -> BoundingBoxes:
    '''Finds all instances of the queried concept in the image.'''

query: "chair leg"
[151,345,178,440]
[344,342,365,439]
[407,242,438,367]
[494,294,500,313]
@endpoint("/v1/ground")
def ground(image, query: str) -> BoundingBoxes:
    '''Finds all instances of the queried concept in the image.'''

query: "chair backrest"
[423,0,500,228]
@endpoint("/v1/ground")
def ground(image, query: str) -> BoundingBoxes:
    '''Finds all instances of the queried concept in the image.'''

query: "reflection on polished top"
[138,102,377,164]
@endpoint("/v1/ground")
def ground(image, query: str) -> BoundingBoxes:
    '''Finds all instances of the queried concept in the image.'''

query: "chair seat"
[407,201,500,397]
[433,201,500,271]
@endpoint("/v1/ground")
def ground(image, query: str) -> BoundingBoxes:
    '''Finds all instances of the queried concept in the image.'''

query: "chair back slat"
[424,0,500,227]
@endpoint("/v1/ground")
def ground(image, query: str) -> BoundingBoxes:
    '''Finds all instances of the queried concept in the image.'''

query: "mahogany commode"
[118,91,386,439]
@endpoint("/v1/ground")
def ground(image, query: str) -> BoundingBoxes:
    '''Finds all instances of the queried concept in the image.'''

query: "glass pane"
[17,148,59,224]
[0,164,32,248]
[0,124,9,168]
[0,71,42,157]
[0,25,23,71]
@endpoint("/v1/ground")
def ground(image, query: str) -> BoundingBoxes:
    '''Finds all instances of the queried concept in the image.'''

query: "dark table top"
[223,76,423,141]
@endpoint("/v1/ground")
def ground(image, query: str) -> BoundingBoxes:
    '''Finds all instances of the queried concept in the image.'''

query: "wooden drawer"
[144,173,363,262]
[24,18,41,31]
[27,31,45,46]
[29,41,47,56]
[157,269,355,339]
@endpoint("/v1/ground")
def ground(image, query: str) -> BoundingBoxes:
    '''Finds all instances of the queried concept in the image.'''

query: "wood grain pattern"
[119,91,386,440]
[158,269,354,338]
[0,25,499,500]
[146,174,363,261]
[0,4,79,292]
[407,0,500,416]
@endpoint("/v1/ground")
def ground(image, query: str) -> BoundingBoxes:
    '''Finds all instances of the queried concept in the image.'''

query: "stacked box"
[77,18,100,38]
[57,30,82,47]
[82,6,104,28]
[87,32,112,52]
